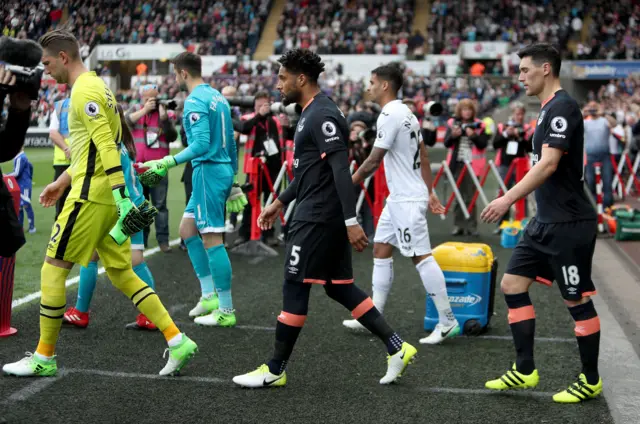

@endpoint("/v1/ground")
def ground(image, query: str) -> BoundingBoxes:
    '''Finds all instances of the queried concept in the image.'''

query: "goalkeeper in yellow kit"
[2,30,197,377]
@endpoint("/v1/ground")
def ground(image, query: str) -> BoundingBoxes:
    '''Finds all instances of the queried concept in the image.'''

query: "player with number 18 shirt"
[481,43,602,404]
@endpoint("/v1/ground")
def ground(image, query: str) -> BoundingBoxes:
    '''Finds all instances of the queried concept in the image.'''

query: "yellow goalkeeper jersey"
[67,71,125,205]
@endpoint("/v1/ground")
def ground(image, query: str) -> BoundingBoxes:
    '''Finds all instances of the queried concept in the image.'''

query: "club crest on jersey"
[550,116,568,133]
[321,121,337,137]
[84,101,99,117]
[190,113,200,124]
[537,111,545,125]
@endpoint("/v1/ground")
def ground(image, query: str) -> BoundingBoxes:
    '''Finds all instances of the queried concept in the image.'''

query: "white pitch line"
[8,368,556,401]
[64,368,227,384]
[1,373,64,404]
[415,386,556,398]
[11,238,182,309]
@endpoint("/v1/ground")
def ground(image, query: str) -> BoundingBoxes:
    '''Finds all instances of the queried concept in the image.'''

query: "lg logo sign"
[98,47,131,60]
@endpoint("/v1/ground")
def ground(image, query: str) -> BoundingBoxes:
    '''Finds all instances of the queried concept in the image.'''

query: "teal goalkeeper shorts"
[184,162,234,233]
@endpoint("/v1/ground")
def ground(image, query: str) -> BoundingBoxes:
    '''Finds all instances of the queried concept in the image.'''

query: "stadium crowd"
[273,0,416,55]
[428,0,640,60]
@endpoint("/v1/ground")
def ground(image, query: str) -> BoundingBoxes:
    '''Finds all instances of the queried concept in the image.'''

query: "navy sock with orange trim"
[505,292,536,375]
[569,300,600,385]
[325,282,402,355]
[268,281,311,375]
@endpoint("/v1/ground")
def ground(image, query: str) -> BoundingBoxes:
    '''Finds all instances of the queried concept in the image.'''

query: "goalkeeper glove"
[226,176,248,213]
[109,187,146,245]
[139,155,177,187]
[137,199,159,228]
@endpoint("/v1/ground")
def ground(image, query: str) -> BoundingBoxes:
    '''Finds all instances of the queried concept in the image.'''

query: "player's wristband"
[112,186,128,202]
[345,217,358,227]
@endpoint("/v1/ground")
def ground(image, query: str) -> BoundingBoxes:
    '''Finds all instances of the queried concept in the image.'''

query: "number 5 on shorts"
[561,265,580,286]
[290,245,301,266]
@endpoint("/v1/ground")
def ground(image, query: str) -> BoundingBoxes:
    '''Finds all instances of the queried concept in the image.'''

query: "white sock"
[416,256,456,325]
[167,333,184,348]
[34,352,53,361]
[372,257,394,315]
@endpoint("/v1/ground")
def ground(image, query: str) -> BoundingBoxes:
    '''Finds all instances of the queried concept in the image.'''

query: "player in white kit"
[342,64,461,344]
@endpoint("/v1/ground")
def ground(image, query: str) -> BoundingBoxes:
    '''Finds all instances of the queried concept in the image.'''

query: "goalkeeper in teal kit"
[140,52,247,327]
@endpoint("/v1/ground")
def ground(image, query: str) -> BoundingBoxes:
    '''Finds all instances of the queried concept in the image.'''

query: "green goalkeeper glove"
[139,155,177,187]
[226,176,248,213]
[137,199,159,228]
[109,187,147,245]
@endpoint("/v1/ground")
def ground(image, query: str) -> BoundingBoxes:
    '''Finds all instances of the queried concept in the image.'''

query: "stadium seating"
[427,0,639,60]
[273,0,415,55]
[65,0,271,56]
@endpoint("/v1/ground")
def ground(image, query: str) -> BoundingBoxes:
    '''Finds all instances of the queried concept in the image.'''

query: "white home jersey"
[373,100,428,202]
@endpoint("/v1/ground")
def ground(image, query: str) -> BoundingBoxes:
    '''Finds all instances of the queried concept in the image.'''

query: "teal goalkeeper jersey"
[179,84,237,172]
[120,148,145,208]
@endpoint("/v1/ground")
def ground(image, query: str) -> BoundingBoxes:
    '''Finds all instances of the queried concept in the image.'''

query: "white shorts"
[373,201,432,257]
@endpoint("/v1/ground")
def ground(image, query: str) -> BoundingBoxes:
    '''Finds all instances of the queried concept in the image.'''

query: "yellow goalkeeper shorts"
[46,200,131,269]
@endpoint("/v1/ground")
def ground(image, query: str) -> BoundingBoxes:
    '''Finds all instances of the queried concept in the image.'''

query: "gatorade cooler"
[424,242,498,336]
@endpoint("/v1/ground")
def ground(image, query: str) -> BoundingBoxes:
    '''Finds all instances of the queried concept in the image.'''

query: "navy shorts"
[284,220,353,285]
[505,218,597,301]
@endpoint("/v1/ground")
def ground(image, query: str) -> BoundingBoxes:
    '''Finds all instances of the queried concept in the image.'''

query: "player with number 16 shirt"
[232,49,417,389]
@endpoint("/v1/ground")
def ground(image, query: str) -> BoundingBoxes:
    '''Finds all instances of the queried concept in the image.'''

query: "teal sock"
[185,235,215,297]
[207,244,233,310]
[133,262,155,290]
[76,261,98,313]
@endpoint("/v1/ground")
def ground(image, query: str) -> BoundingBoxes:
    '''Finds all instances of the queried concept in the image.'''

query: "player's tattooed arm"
[352,147,387,186]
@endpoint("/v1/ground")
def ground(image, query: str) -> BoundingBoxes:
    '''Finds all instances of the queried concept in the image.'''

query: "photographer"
[126,84,178,253]
[492,102,533,232]
[0,65,33,257]
[444,98,488,236]
[233,91,283,247]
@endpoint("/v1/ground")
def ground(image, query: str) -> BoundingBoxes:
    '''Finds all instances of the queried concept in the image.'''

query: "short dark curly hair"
[278,49,325,83]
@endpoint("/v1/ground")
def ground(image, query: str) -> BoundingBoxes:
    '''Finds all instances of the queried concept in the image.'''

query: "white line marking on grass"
[415,386,555,398]
[10,368,556,401]
[64,368,226,384]
[11,238,182,309]
[236,325,276,331]
[477,335,574,343]
[1,373,65,404]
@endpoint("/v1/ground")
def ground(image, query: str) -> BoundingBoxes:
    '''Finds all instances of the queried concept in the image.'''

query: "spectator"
[583,101,614,208]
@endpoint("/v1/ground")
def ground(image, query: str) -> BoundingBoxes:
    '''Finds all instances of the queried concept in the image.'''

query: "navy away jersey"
[290,93,351,223]
[531,90,596,223]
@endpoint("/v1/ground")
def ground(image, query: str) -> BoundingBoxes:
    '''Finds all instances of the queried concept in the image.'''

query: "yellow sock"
[37,262,70,357]
[106,267,179,341]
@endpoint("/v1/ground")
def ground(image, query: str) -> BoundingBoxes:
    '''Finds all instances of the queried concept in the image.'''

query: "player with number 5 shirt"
[480,43,601,404]
[233,49,416,389]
